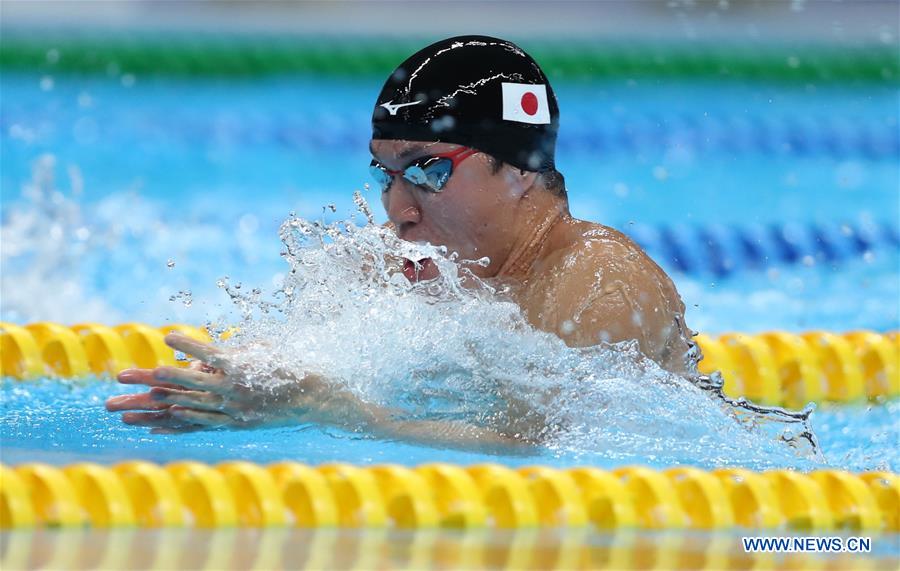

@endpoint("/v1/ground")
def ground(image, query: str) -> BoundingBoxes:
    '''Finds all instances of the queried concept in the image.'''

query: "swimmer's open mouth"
[402,258,436,282]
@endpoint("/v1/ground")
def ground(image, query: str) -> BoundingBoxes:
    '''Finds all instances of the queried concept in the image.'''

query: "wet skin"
[372,139,695,375]
[108,332,522,450]
[108,139,695,447]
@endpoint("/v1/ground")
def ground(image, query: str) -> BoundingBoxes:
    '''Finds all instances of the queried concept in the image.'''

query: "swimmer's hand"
[106,332,372,433]
[106,332,533,453]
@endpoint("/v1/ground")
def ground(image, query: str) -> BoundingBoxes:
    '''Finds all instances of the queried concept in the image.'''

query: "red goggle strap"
[382,147,476,175]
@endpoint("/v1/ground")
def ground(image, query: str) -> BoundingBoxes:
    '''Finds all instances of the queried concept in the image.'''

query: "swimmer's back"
[517,217,697,375]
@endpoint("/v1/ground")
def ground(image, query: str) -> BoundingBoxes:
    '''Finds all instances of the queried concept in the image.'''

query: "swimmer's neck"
[496,191,568,281]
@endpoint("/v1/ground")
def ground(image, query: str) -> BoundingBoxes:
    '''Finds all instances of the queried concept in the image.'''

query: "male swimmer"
[107,36,697,448]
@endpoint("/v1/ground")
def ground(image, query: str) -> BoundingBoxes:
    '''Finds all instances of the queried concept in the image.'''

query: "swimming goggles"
[369,147,478,193]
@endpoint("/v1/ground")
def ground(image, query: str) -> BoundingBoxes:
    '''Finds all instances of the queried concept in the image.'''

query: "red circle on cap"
[520,92,538,116]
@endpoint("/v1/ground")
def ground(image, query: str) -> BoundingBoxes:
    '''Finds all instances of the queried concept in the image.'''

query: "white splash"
[1,155,121,323]
[216,193,823,468]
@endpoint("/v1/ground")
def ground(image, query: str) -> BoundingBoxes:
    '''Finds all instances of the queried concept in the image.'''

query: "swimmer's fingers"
[168,406,237,428]
[189,360,222,375]
[151,426,206,435]
[164,332,230,370]
[121,411,197,430]
[150,387,225,412]
[106,393,170,412]
[151,366,227,392]
[121,411,210,434]
[117,368,186,390]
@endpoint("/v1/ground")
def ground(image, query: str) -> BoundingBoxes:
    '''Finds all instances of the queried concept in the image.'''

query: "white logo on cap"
[380,99,423,116]
[501,83,550,125]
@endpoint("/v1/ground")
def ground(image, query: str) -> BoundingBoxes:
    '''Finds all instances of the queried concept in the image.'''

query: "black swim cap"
[372,35,559,172]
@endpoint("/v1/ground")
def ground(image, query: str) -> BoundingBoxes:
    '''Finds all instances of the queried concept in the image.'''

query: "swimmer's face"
[370,139,525,280]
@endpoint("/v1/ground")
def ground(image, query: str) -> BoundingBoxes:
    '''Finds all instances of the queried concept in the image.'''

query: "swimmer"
[108,36,696,449]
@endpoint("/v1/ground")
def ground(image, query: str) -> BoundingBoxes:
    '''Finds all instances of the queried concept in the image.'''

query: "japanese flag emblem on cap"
[501,82,551,125]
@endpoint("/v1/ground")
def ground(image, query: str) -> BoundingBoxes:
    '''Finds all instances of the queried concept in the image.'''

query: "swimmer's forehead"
[369,140,463,165]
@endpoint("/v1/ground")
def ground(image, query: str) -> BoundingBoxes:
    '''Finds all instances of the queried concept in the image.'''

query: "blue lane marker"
[657,226,694,274]
[617,219,897,277]
[880,221,900,247]
[703,223,745,275]
[768,223,800,264]
[809,223,840,263]
[4,106,897,159]
[696,225,731,278]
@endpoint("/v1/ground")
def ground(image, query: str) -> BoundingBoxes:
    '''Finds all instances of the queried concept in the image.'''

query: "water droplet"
[168,290,193,307]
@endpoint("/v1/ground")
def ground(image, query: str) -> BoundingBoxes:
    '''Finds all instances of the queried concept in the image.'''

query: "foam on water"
[3,156,894,470]
[202,192,824,468]
[0,154,278,325]
[0,155,120,322]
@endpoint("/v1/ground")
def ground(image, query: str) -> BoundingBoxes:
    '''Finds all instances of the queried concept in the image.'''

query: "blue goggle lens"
[369,164,393,192]
[369,158,454,193]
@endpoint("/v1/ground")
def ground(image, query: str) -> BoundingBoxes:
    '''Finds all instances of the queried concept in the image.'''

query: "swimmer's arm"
[109,366,529,452]
[108,333,532,452]
[367,413,534,454]
[322,392,535,453]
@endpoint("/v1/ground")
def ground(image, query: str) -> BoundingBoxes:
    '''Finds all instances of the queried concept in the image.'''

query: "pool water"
[0,379,898,472]
[1,71,897,472]
[2,73,897,330]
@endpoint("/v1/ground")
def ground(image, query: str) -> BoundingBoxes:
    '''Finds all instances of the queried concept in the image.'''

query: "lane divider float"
[5,108,893,161]
[695,330,898,406]
[0,524,880,570]
[1,462,897,531]
[625,219,898,278]
[2,323,896,407]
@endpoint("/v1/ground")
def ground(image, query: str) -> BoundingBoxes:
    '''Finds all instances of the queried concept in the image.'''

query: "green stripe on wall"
[1,32,896,84]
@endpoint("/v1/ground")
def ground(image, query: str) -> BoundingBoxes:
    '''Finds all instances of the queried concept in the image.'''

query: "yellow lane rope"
[1,462,897,531]
[2,322,897,406]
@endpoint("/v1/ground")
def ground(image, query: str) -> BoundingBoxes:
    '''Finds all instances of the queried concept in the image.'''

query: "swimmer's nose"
[384,181,422,230]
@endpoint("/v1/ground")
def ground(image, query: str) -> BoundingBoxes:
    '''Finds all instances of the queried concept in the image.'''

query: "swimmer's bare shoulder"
[520,218,695,375]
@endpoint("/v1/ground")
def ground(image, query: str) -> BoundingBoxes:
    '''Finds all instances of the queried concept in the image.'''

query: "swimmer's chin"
[402,257,439,282]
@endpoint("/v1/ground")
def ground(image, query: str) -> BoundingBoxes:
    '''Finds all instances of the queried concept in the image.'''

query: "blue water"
[3,74,897,221]
[2,72,897,330]
[1,379,897,471]
[1,71,898,469]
